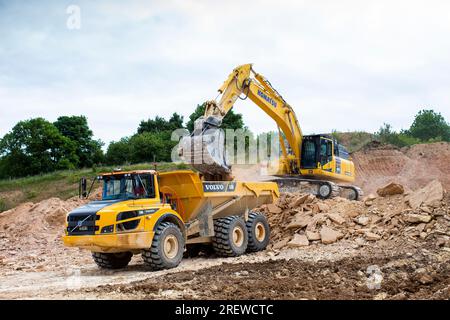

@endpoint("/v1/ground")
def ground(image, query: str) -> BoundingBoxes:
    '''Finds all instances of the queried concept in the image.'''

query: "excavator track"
[338,185,364,201]
[271,177,362,201]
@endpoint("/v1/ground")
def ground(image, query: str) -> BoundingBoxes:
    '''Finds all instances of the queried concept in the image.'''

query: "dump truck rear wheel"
[142,222,184,271]
[212,216,248,257]
[92,252,132,269]
[246,212,270,252]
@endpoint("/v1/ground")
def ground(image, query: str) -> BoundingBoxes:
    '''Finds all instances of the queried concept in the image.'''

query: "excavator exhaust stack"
[178,116,232,180]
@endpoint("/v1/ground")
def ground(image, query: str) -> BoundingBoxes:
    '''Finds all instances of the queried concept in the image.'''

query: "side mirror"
[79,177,88,199]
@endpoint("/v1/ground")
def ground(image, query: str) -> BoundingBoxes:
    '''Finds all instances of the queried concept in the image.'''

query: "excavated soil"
[0,197,92,273]
[81,249,450,300]
[353,142,450,195]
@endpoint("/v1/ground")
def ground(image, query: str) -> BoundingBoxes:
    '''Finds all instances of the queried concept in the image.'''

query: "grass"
[0,162,188,212]
[0,198,6,212]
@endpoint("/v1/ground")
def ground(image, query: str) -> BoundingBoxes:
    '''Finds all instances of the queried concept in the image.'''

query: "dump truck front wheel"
[92,252,132,269]
[142,222,184,270]
[246,212,270,252]
[213,216,248,257]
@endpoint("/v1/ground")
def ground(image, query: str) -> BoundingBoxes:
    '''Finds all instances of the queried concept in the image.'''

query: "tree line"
[0,107,448,180]
[0,104,245,179]
[375,109,450,147]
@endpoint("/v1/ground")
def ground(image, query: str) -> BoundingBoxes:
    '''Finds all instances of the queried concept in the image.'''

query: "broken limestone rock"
[287,214,312,229]
[289,194,310,208]
[320,226,343,244]
[304,194,316,204]
[272,238,289,250]
[327,213,346,225]
[267,204,282,214]
[287,234,309,247]
[364,194,378,202]
[355,216,370,226]
[404,214,432,224]
[377,182,404,197]
[306,213,326,231]
[406,180,444,209]
[365,232,382,241]
[317,203,331,212]
[420,206,432,214]
[306,230,321,241]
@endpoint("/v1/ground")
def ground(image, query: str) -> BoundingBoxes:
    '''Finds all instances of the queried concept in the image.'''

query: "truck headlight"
[101,225,114,234]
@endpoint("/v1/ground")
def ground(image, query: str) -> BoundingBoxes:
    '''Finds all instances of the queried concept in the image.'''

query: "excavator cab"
[299,134,355,183]
[300,135,335,169]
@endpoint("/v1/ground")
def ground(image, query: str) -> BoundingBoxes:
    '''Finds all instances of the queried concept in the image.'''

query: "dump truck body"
[63,170,278,269]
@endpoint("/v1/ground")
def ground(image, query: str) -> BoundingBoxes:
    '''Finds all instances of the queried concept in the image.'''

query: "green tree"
[137,113,184,134]
[186,104,245,132]
[105,132,177,165]
[375,123,396,144]
[105,138,132,165]
[129,132,168,163]
[54,116,104,167]
[408,109,450,142]
[375,123,420,148]
[0,118,78,178]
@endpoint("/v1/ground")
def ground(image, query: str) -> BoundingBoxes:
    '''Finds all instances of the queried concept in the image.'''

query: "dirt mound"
[353,142,450,195]
[255,180,450,251]
[0,197,90,273]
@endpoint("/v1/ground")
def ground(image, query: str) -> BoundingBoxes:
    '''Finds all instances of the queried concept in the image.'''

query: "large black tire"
[246,212,270,252]
[142,222,184,271]
[212,216,248,257]
[92,252,132,269]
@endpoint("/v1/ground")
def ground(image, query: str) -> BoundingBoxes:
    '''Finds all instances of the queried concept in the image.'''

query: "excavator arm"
[180,64,303,177]
[209,64,303,172]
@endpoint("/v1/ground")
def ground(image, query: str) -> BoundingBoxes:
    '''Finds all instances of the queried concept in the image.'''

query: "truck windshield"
[102,174,155,200]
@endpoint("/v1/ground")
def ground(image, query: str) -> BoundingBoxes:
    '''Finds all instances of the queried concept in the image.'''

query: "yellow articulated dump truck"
[63,170,279,270]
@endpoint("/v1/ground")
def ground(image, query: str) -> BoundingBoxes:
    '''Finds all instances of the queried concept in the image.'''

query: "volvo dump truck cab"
[63,170,278,270]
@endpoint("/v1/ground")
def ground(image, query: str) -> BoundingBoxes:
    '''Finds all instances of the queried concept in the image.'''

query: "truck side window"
[140,175,156,198]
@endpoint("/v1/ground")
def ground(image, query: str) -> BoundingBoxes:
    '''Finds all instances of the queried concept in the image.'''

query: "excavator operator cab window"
[320,139,333,166]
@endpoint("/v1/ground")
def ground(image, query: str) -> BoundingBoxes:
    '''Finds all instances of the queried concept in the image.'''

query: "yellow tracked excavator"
[178,64,363,200]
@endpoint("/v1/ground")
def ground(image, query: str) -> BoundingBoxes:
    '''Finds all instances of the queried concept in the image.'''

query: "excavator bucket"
[178,116,231,179]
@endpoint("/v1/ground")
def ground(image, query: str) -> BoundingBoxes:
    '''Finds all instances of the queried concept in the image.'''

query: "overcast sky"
[1,0,450,146]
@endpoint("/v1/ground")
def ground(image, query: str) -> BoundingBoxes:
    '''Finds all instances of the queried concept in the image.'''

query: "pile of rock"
[255,180,449,251]
[0,196,90,273]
